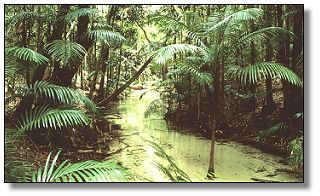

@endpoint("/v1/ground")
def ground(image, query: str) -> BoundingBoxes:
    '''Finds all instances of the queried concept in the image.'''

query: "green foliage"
[5,128,34,182]
[154,44,208,65]
[8,11,44,25]
[287,137,303,166]
[87,29,126,45]
[257,122,289,141]
[65,8,97,22]
[167,61,212,86]
[15,105,90,133]
[144,99,166,118]
[205,8,263,33]
[5,47,49,65]
[230,62,303,87]
[46,40,87,66]
[24,80,97,112]
[237,27,295,49]
[148,140,191,182]
[30,150,128,182]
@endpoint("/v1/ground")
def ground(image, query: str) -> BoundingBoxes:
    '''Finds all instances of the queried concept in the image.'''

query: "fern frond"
[46,40,87,66]
[65,8,97,22]
[233,62,302,87]
[86,30,126,45]
[30,150,128,182]
[15,105,91,133]
[24,80,96,112]
[5,47,49,64]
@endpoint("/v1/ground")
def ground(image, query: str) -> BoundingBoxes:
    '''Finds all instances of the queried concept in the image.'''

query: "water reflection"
[107,89,302,182]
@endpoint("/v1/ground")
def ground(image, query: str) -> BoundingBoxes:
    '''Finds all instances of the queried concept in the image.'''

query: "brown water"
[106,89,303,182]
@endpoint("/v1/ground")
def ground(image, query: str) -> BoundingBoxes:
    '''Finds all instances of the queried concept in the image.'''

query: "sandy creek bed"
[105,89,302,182]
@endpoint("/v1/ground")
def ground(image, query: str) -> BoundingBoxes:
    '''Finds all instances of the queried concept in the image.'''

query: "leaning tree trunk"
[98,56,154,105]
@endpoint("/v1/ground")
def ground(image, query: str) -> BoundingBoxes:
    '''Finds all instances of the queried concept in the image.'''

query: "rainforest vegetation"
[4,4,303,182]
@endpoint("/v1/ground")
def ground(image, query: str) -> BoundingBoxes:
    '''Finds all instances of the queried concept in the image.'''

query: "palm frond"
[8,11,44,25]
[86,30,126,45]
[65,8,97,22]
[24,80,97,112]
[232,62,303,87]
[168,63,212,86]
[237,27,295,48]
[5,47,49,65]
[46,40,87,66]
[258,122,288,140]
[205,8,263,33]
[144,99,166,118]
[15,105,91,133]
[30,150,128,182]
[154,44,208,65]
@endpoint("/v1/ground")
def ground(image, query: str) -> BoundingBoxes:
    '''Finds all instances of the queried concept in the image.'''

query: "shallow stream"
[106,89,302,182]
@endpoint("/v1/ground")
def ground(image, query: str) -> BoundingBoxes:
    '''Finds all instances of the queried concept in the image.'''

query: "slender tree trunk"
[264,5,275,113]
[96,44,109,102]
[286,5,303,116]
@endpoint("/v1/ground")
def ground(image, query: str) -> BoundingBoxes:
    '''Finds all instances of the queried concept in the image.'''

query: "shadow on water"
[105,89,303,182]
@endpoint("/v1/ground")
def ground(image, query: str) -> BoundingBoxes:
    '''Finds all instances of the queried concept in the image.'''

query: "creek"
[105,88,302,182]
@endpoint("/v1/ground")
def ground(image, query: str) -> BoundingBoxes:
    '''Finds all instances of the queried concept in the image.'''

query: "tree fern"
[5,47,49,65]
[30,150,128,182]
[24,80,96,112]
[46,40,87,66]
[231,62,303,87]
[64,8,97,22]
[15,105,91,133]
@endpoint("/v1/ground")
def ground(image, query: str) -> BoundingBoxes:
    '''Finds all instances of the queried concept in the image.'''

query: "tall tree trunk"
[264,5,276,114]
[32,5,70,84]
[96,44,110,102]
[286,5,303,116]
